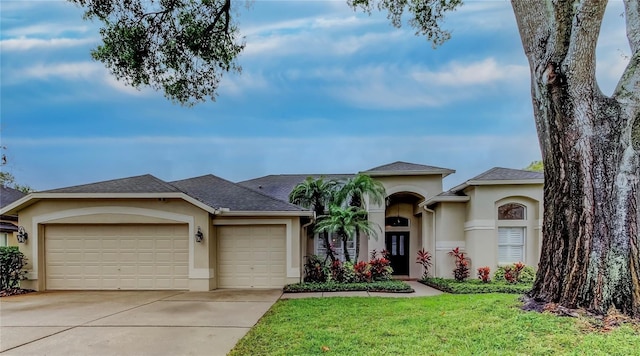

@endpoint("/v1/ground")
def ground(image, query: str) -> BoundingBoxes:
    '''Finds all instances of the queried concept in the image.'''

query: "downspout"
[300,211,315,283]
[423,205,436,277]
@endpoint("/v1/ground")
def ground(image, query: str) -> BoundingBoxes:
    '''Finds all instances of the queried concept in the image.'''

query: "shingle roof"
[468,167,544,181]
[238,174,353,203]
[364,161,455,176]
[450,167,544,193]
[43,174,181,194]
[171,175,307,212]
[1,186,26,207]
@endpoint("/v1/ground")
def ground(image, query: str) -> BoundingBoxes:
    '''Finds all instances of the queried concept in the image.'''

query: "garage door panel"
[45,224,188,290]
[217,225,286,288]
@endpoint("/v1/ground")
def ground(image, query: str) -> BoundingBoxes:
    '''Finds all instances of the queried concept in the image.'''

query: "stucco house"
[0,161,543,291]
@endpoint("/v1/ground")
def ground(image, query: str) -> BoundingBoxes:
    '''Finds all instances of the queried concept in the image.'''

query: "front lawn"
[229,294,639,355]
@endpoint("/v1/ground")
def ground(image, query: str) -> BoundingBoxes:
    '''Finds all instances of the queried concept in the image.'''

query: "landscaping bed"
[283,280,413,293]
[421,277,532,294]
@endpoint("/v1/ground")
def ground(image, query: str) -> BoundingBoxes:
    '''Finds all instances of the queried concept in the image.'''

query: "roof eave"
[467,179,544,186]
[0,192,224,216]
[217,210,314,217]
[422,195,471,206]
[361,169,455,178]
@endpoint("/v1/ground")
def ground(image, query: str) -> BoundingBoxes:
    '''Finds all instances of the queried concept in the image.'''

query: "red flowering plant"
[415,248,433,279]
[477,266,491,283]
[369,250,393,281]
[448,247,470,281]
[353,261,371,283]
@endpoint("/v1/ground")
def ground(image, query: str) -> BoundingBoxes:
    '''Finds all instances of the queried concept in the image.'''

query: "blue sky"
[0,0,629,191]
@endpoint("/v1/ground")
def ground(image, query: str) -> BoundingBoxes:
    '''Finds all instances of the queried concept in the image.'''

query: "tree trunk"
[354,228,360,264]
[342,232,351,262]
[511,0,640,317]
[322,231,337,263]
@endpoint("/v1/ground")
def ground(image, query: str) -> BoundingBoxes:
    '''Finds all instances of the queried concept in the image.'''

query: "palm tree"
[315,205,379,263]
[289,176,340,262]
[335,174,386,262]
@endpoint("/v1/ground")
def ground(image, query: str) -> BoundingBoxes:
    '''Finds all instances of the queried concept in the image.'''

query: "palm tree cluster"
[289,174,386,263]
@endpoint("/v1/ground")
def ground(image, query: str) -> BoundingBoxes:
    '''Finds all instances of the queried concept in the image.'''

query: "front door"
[385,232,409,275]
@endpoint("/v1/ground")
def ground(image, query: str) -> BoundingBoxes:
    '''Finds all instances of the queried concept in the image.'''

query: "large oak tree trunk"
[511,0,640,316]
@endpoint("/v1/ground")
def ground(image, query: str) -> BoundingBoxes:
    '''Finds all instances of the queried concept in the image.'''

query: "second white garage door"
[45,224,189,290]
[217,225,286,288]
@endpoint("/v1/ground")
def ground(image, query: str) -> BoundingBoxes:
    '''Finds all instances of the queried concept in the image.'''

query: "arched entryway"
[385,192,424,277]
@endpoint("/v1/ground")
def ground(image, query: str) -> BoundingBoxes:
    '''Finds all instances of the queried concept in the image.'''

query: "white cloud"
[219,71,268,96]
[3,23,91,37]
[0,36,96,51]
[412,58,529,87]
[21,62,103,80]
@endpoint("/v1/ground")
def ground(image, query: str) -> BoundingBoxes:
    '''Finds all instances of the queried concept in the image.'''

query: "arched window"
[385,216,409,227]
[498,203,526,220]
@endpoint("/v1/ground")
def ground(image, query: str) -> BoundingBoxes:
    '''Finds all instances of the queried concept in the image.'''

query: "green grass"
[230,294,639,356]
[283,280,413,293]
[423,277,533,294]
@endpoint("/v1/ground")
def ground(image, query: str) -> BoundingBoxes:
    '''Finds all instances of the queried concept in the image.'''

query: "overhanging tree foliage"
[73,0,640,316]
[70,0,244,106]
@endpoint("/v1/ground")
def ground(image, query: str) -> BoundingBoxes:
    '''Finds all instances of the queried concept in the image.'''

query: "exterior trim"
[435,241,466,251]
[219,211,312,217]
[362,170,454,178]
[213,218,299,278]
[423,195,470,205]
[31,206,198,281]
[451,179,544,193]
[464,220,496,231]
[1,192,221,216]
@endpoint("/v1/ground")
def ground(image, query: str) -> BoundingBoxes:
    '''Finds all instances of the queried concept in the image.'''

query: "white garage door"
[217,225,286,288]
[45,224,189,290]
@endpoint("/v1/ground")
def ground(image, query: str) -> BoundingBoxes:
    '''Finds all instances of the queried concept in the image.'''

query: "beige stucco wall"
[463,184,542,275]
[432,202,467,278]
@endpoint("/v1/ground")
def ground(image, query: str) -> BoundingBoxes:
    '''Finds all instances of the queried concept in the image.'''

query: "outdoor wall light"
[17,226,28,243]
[195,226,204,243]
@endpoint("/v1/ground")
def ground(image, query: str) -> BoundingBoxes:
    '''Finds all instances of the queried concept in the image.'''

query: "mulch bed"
[0,288,35,297]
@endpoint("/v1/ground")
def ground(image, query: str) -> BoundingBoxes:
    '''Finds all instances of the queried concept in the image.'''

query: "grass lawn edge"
[283,280,414,293]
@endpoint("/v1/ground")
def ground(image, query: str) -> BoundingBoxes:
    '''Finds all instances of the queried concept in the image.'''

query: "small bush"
[369,250,393,281]
[304,255,328,283]
[353,261,371,283]
[415,248,432,279]
[0,246,28,291]
[341,261,356,283]
[448,247,470,281]
[494,263,535,284]
[477,266,491,283]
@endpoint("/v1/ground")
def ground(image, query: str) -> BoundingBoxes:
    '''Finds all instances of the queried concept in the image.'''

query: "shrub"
[0,246,28,290]
[353,261,371,283]
[341,261,356,283]
[477,266,491,283]
[330,260,345,282]
[304,255,328,283]
[494,263,535,284]
[283,280,414,293]
[421,278,532,294]
[448,247,470,281]
[415,248,432,279]
[369,250,393,281]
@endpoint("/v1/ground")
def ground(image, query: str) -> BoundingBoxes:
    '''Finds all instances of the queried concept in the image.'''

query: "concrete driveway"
[0,289,281,356]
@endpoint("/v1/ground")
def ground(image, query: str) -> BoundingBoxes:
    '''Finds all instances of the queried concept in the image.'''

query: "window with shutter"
[498,227,525,264]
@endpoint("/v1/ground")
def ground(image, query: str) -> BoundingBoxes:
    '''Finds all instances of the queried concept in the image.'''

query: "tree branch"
[204,0,231,36]
[563,0,607,84]
[624,0,640,54]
